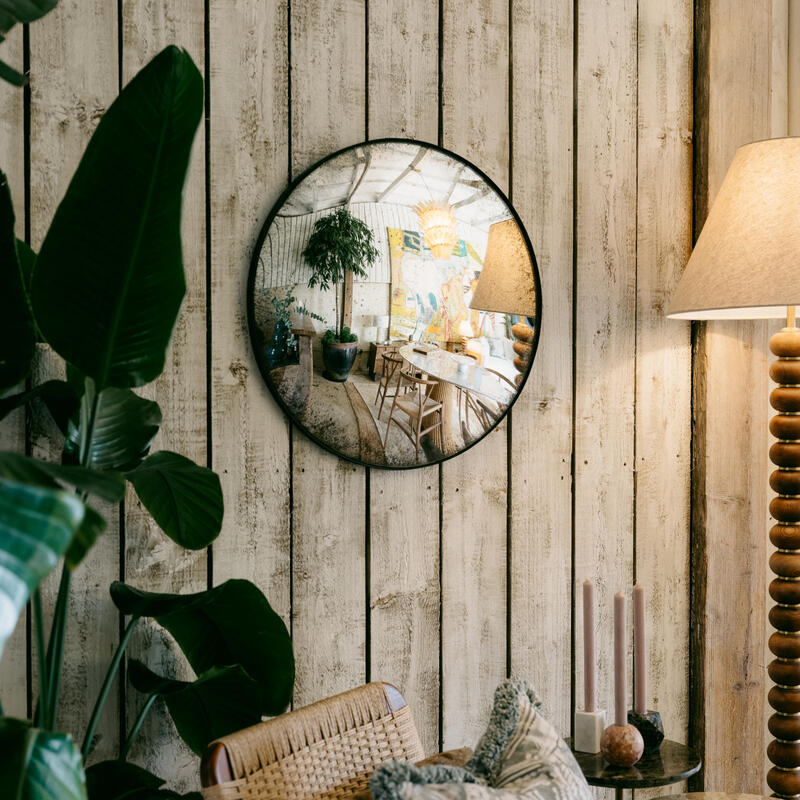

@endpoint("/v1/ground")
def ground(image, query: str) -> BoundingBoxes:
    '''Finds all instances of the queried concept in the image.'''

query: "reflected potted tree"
[302,208,379,381]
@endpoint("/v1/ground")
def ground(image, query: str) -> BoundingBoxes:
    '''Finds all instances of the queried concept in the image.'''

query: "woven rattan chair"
[200,682,424,800]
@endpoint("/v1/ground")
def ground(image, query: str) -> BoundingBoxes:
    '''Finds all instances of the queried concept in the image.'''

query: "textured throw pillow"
[370,679,592,800]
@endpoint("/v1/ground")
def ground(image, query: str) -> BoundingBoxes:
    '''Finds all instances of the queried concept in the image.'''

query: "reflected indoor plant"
[0,46,294,799]
[302,208,379,381]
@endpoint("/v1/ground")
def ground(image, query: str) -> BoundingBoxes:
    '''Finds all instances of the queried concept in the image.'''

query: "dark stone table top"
[566,739,702,789]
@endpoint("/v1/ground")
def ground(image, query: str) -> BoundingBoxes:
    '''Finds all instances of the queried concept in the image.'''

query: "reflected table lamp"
[470,218,538,384]
[666,136,800,798]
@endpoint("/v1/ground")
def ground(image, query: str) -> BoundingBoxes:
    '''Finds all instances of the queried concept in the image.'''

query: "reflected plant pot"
[322,340,358,382]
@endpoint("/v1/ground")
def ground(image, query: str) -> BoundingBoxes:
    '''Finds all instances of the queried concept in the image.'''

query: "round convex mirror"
[248,139,541,468]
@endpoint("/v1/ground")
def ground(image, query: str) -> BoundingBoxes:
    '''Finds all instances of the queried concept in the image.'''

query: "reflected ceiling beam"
[346,148,372,205]
[377,146,428,202]
[472,211,514,228]
[444,165,465,203]
[451,185,492,210]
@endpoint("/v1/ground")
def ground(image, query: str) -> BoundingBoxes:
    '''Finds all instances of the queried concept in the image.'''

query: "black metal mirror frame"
[247,137,543,469]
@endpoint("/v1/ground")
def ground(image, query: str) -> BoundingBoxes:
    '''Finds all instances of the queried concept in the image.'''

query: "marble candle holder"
[574,709,606,753]
[600,723,644,767]
[627,709,664,752]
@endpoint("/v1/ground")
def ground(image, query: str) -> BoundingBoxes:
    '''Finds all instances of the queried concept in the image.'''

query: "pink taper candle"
[614,592,626,726]
[583,580,597,712]
[633,584,647,714]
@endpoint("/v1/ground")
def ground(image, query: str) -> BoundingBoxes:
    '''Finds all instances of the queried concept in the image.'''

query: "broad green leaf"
[126,452,223,550]
[0,717,86,800]
[111,579,294,716]
[0,58,25,85]
[0,380,79,435]
[0,452,125,503]
[30,46,203,390]
[128,661,261,756]
[0,171,35,390]
[0,479,84,659]
[0,0,59,39]
[86,760,201,800]
[64,505,106,569]
[64,387,161,471]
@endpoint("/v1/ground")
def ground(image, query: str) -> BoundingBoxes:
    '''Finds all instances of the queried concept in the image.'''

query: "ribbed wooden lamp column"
[667,137,800,798]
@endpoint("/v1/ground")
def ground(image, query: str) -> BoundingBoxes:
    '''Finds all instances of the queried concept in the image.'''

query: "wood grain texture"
[289,0,367,709]
[367,0,440,756]
[634,1,693,796]
[208,0,291,627]
[120,2,207,789]
[693,0,772,792]
[440,0,510,752]
[0,26,28,720]
[508,0,573,738]
[28,0,120,763]
[574,3,637,798]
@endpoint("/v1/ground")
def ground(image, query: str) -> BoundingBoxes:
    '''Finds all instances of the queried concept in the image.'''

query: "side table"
[567,739,701,800]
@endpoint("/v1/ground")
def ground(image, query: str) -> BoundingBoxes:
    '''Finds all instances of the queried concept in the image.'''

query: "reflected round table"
[567,739,701,800]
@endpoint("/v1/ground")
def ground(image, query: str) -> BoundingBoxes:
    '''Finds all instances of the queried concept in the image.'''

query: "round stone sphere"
[600,723,644,767]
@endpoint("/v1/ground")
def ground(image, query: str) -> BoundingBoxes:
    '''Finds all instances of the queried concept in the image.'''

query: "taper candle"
[614,592,626,726]
[583,580,596,712]
[633,584,647,714]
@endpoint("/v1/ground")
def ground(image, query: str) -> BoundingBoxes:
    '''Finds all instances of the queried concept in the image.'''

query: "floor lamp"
[667,137,800,797]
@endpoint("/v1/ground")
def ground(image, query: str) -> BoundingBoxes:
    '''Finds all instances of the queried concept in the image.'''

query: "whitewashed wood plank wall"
[2,0,788,794]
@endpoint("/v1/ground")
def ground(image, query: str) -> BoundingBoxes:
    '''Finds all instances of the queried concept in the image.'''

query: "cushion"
[369,679,592,800]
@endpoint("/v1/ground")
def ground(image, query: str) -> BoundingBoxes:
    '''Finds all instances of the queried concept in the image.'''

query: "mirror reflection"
[249,140,540,468]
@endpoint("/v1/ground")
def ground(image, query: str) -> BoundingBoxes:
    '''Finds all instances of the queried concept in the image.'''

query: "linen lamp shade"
[470,219,537,317]
[667,137,800,320]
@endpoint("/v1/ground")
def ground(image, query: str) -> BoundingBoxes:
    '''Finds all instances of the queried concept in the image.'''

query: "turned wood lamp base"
[768,314,800,798]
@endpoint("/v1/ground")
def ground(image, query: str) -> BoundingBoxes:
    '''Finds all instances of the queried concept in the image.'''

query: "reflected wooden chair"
[200,682,424,800]
[471,367,517,427]
[383,370,443,462]
[374,349,404,418]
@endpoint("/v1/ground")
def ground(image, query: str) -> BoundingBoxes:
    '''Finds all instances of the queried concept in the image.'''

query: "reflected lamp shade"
[415,201,457,260]
[667,137,800,320]
[470,219,537,317]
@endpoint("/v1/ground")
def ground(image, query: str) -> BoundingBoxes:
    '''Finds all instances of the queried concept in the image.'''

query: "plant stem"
[119,693,158,761]
[33,591,49,729]
[44,566,71,730]
[81,616,139,761]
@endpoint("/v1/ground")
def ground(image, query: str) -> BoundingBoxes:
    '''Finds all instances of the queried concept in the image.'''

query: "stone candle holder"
[628,709,664,753]
[600,723,644,767]
[574,708,606,753]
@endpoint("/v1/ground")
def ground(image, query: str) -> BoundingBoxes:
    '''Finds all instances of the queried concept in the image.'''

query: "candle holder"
[627,709,664,753]
[600,723,644,767]
[574,708,607,753]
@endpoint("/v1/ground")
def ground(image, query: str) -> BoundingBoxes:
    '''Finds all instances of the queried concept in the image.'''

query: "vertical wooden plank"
[0,26,29,719]
[574,4,637,799]
[28,0,119,760]
[508,0,573,737]
[290,0,367,708]
[634,1,693,795]
[693,0,772,791]
[120,2,206,789]
[790,1,800,134]
[209,0,291,616]
[367,0,441,756]
[440,0,509,751]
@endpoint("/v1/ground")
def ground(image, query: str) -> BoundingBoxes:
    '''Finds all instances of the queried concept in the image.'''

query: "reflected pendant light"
[414,201,457,260]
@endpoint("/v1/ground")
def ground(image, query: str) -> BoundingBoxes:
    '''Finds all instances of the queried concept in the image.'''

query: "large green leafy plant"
[0,46,294,799]
[302,208,379,341]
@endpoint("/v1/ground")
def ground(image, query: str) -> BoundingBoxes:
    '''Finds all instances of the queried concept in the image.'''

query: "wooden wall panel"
[440,0,509,751]
[289,0,368,708]
[0,27,28,721]
[634,1,693,795]
[693,0,772,791]
[509,0,574,737]
[28,0,120,762]
[120,1,207,789]
[574,7,637,800]
[367,0,441,756]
